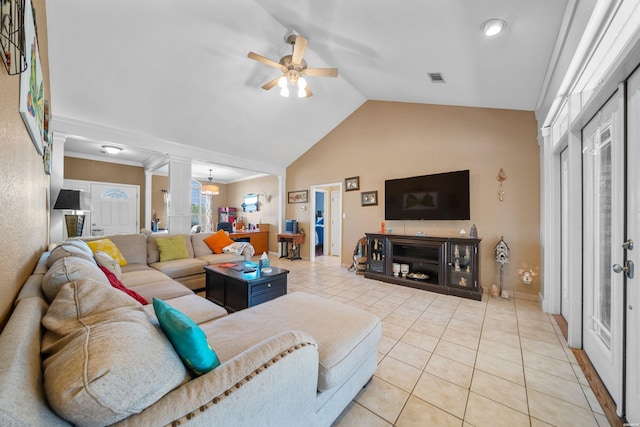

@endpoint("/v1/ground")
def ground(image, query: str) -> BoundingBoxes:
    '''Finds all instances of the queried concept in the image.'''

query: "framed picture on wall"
[361,191,378,206]
[345,176,360,191]
[19,0,45,156]
[288,190,308,204]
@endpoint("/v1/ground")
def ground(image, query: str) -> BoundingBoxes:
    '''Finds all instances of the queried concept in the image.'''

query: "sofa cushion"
[150,257,208,279]
[62,238,94,256]
[87,238,128,266]
[156,235,190,262]
[41,279,188,427]
[147,234,194,264]
[42,280,187,426]
[106,233,148,265]
[153,298,221,376]
[144,294,227,325]
[203,230,235,254]
[42,256,110,303]
[47,244,96,267]
[196,252,246,265]
[200,292,381,391]
[99,265,148,305]
[191,232,215,257]
[94,250,122,279]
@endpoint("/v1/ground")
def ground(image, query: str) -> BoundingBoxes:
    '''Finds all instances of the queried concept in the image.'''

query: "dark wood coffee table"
[205,262,289,312]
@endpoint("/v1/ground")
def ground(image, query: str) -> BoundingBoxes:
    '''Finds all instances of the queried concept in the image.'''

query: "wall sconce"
[259,192,271,203]
[0,0,28,75]
[53,189,91,238]
[496,168,507,201]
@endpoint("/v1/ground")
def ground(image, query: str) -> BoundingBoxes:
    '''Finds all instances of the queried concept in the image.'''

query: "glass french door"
[582,90,624,413]
[625,65,640,424]
[560,147,570,321]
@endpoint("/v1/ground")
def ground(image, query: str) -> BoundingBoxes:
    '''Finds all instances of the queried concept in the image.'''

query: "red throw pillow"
[99,265,148,305]
[203,230,235,254]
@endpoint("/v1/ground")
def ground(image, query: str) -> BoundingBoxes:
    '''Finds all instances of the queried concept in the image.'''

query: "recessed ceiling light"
[481,19,506,37]
[101,145,123,155]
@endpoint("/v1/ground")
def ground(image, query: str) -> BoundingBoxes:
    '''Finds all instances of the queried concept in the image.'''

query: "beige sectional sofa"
[100,231,253,291]
[0,232,382,426]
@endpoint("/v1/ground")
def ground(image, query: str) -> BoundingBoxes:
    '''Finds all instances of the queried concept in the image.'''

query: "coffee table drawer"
[250,277,286,296]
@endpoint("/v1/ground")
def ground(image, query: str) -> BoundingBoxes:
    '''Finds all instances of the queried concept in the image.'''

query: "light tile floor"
[266,255,610,427]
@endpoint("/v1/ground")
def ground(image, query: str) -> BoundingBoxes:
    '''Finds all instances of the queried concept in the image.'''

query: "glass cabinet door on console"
[448,240,478,289]
[367,236,386,274]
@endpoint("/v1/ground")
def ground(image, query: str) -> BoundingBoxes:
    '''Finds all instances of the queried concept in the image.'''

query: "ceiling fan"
[248,34,338,98]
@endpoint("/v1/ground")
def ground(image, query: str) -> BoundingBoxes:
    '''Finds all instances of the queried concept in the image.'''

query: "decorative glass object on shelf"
[449,243,475,288]
[368,237,385,273]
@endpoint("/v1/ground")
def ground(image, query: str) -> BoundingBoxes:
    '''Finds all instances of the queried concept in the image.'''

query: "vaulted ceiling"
[46,0,570,182]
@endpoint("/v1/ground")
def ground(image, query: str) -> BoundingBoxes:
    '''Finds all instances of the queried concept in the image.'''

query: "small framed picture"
[361,191,378,206]
[288,190,308,204]
[345,176,360,191]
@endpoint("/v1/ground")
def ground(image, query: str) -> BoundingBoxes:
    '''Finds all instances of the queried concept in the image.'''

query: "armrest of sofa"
[115,330,319,427]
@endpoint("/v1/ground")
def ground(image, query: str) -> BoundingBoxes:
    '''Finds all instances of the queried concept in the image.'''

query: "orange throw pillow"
[203,230,235,254]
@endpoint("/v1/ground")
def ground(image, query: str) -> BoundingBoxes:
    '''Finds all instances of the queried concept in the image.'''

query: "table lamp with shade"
[53,189,91,238]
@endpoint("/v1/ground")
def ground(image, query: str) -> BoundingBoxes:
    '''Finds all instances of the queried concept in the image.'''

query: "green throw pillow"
[155,235,190,262]
[153,298,220,375]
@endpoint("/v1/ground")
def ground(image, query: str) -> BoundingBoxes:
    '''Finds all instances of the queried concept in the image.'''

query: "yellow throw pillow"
[203,230,235,254]
[156,235,190,262]
[87,238,128,266]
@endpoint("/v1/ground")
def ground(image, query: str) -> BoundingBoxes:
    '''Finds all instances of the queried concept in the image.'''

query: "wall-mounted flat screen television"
[385,170,470,220]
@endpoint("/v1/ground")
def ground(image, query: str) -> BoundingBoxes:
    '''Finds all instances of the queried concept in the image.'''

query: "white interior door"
[89,183,139,236]
[330,189,341,257]
[581,90,625,413]
[625,66,640,424]
[560,147,570,321]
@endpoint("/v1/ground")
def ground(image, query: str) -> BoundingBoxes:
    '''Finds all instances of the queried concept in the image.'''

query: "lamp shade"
[202,184,220,195]
[53,189,91,211]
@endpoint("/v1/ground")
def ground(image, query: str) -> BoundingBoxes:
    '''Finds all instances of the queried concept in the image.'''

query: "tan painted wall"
[0,0,51,330]
[287,101,541,296]
[64,157,146,228]
[225,175,280,252]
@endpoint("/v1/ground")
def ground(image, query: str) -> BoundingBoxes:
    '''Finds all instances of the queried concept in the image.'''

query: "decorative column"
[167,157,192,234]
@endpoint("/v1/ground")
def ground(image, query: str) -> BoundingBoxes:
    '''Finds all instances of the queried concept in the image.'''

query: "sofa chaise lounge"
[0,232,381,426]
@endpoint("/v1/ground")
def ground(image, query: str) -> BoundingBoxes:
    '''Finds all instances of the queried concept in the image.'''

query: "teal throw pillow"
[152,298,220,375]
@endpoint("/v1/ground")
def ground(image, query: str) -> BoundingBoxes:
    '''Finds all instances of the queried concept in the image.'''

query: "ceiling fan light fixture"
[482,19,506,36]
[102,145,123,155]
[297,87,307,98]
[278,75,288,88]
[297,76,307,89]
[280,86,290,97]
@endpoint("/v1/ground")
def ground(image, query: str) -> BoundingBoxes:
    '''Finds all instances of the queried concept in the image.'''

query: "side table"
[277,233,305,260]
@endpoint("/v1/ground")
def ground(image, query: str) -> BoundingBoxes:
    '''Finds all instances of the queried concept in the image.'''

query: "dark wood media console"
[364,233,482,301]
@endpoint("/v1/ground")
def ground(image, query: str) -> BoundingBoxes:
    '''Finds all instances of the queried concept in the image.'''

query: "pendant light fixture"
[202,169,219,195]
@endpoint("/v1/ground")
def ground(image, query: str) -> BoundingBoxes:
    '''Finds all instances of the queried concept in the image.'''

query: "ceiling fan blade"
[303,68,339,77]
[248,52,283,70]
[261,77,281,91]
[291,36,308,65]
[304,87,313,97]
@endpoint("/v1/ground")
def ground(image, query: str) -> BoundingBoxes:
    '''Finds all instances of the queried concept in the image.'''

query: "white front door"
[581,89,625,413]
[624,65,640,423]
[89,183,139,236]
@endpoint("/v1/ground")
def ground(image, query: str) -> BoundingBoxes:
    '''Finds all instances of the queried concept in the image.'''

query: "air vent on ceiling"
[428,73,445,83]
